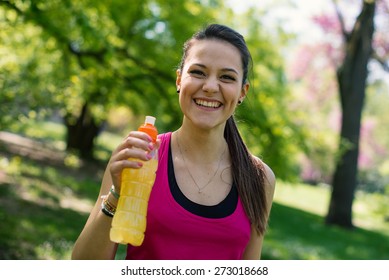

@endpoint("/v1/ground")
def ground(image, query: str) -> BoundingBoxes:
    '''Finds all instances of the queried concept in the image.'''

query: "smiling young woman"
[176,39,248,132]
[72,24,275,260]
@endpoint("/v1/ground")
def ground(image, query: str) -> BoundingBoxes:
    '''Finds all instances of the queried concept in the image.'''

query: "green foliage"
[362,80,389,177]
[0,0,220,128]
[0,7,63,127]
[1,0,308,179]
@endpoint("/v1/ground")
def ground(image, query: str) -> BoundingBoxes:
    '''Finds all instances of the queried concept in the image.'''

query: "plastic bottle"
[110,116,158,246]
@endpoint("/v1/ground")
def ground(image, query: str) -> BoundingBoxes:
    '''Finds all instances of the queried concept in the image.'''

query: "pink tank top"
[125,132,251,260]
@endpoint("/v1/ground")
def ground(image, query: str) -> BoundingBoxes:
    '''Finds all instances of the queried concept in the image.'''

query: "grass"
[1,120,389,259]
[262,182,389,259]
[0,155,100,259]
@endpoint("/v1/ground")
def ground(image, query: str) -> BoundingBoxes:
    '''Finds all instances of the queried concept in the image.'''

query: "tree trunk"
[64,102,102,160]
[326,1,375,228]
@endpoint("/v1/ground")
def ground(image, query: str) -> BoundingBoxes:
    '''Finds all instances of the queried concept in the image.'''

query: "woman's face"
[177,39,248,131]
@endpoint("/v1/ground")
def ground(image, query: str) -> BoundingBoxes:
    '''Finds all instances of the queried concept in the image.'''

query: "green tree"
[1,0,301,179]
[1,0,220,158]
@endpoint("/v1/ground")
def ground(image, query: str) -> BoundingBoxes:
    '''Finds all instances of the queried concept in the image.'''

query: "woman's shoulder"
[251,155,276,213]
[157,132,172,140]
[252,155,276,190]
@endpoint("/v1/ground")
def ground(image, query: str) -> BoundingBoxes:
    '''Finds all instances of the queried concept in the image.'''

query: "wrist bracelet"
[110,185,120,199]
[101,195,116,217]
[101,206,114,217]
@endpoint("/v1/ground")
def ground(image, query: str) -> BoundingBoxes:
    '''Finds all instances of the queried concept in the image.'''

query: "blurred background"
[0,0,388,259]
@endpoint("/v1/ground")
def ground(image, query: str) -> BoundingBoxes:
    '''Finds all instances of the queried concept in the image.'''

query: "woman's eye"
[190,70,205,76]
[221,75,236,81]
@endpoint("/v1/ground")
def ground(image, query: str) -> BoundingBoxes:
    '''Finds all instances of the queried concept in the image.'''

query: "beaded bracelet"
[101,195,116,217]
[110,185,120,199]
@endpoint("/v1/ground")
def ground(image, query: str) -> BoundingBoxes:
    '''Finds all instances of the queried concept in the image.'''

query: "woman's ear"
[176,69,181,89]
[239,82,249,103]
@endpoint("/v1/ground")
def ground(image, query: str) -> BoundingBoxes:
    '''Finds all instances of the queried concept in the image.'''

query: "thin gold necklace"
[176,134,227,193]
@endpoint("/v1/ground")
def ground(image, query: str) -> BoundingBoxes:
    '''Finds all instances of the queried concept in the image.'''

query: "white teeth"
[195,99,221,108]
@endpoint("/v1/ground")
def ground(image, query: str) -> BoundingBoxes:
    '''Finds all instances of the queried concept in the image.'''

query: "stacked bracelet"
[110,185,120,199]
[101,195,116,217]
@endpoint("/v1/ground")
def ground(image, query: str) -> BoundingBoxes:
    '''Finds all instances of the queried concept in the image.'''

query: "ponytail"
[224,116,268,234]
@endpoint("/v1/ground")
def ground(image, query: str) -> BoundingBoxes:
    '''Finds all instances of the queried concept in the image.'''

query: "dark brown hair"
[179,24,268,234]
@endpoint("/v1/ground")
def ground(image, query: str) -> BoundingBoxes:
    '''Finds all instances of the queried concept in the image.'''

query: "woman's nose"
[202,77,219,93]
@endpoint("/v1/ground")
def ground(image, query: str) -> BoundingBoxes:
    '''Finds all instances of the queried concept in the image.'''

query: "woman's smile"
[193,98,223,110]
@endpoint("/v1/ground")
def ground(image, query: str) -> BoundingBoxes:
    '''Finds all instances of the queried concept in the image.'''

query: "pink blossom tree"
[289,0,388,228]
[314,0,389,228]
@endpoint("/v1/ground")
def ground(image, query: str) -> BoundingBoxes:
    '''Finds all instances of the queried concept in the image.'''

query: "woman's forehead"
[184,39,243,70]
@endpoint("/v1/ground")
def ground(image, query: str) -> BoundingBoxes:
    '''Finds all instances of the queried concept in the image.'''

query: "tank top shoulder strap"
[157,132,172,154]
[156,132,172,172]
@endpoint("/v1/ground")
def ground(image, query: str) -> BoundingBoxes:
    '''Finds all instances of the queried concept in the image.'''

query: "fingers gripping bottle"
[110,116,158,246]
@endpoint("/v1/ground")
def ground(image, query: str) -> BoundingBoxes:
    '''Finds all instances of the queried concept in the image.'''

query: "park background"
[0,0,388,259]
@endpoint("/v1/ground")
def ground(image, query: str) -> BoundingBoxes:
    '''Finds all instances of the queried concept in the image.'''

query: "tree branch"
[0,0,23,15]
[332,0,350,41]
[372,50,389,72]
[117,47,175,82]
[68,43,106,61]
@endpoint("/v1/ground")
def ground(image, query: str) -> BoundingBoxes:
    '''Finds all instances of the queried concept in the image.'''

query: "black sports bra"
[168,141,238,219]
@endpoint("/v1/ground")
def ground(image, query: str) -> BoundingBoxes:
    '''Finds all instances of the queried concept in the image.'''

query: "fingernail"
[148,143,154,150]
[146,153,153,160]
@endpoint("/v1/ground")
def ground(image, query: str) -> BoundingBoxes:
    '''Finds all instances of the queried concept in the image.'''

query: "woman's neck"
[173,122,228,164]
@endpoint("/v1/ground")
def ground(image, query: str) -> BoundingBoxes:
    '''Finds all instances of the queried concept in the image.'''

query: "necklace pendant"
[177,134,227,196]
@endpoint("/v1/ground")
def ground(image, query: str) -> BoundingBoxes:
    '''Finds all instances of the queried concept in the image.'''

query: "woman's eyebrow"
[221,68,239,74]
[191,63,206,68]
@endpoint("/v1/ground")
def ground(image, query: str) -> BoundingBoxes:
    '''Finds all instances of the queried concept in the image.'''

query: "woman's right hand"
[108,131,156,193]
[72,131,156,260]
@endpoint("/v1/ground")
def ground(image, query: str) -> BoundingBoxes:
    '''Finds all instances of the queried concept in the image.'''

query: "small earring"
[238,100,242,105]
[176,87,180,93]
